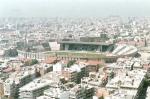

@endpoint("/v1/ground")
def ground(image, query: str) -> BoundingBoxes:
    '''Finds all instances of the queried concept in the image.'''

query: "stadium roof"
[58,41,113,46]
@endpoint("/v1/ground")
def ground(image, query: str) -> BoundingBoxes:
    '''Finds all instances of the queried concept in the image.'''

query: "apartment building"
[19,78,51,99]
[3,70,36,99]
[105,69,146,99]
[69,84,94,99]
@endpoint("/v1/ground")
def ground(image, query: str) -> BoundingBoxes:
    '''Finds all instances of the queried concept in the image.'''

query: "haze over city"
[0,0,150,17]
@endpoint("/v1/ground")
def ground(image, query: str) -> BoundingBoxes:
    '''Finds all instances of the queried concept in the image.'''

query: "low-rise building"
[43,85,70,99]
[81,72,108,88]
[37,63,53,76]
[62,63,87,83]
[69,84,94,99]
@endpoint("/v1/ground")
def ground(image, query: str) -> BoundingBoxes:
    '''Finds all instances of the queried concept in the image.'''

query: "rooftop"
[106,69,146,89]
[58,41,113,46]
[19,78,51,91]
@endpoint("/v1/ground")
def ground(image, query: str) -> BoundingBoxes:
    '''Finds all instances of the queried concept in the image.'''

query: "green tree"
[99,95,104,99]
[67,60,76,67]
[4,48,18,57]
[31,59,38,65]
[24,59,38,66]
[110,71,115,79]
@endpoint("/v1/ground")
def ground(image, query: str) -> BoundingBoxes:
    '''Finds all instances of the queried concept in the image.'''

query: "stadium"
[17,40,138,63]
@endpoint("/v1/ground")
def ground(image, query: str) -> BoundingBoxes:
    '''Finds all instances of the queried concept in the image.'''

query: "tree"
[4,48,18,57]
[24,59,38,66]
[110,71,115,79]
[99,95,104,99]
[67,60,76,67]
[31,59,38,65]
[98,64,103,68]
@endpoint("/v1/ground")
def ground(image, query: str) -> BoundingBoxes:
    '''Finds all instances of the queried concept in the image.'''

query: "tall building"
[19,78,51,99]
[3,78,16,98]
[62,64,87,84]
[3,70,36,99]
[105,69,146,99]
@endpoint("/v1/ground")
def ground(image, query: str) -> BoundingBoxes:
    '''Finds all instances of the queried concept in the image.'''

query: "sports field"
[44,51,107,59]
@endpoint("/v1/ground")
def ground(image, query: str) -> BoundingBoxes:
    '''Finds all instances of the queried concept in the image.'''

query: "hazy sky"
[0,0,150,17]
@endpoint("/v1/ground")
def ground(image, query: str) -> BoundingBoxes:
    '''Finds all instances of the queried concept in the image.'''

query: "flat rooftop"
[58,41,113,46]
[106,69,146,89]
[19,78,51,91]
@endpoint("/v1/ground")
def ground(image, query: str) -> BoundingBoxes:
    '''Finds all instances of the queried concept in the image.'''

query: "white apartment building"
[4,70,36,98]
[105,69,146,99]
[19,78,51,99]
